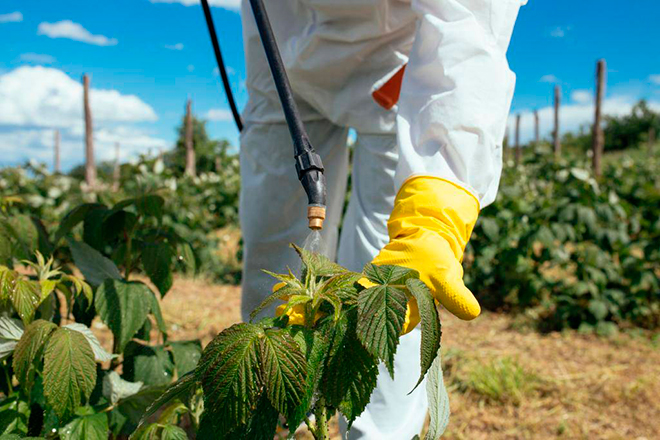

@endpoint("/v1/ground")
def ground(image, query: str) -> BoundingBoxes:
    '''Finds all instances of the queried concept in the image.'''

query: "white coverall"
[239,0,525,438]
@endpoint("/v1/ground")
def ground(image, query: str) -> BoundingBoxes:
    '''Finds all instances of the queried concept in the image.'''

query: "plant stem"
[3,361,13,394]
[314,402,329,440]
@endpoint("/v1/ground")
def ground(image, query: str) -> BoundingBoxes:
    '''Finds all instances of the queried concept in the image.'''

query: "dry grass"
[92,276,660,439]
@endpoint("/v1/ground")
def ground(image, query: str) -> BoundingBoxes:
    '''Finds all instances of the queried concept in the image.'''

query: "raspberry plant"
[142,245,450,439]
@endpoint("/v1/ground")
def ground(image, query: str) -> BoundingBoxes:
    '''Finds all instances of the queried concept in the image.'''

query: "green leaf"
[59,412,108,440]
[196,323,263,432]
[64,323,117,363]
[0,395,30,436]
[169,340,202,376]
[406,279,441,391]
[249,281,304,322]
[147,290,168,338]
[43,327,97,418]
[177,242,196,275]
[588,299,609,321]
[356,283,408,377]
[142,242,174,297]
[286,327,332,433]
[13,319,57,389]
[320,312,378,426]
[259,328,307,415]
[198,393,279,440]
[113,195,165,220]
[115,386,167,435]
[424,349,450,440]
[136,373,197,433]
[159,424,188,440]
[123,342,175,387]
[363,263,419,286]
[291,243,347,278]
[318,272,362,304]
[3,272,41,325]
[0,316,24,361]
[54,203,105,245]
[103,371,143,405]
[313,289,342,322]
[68,240,122,286]
[95,280,152,352]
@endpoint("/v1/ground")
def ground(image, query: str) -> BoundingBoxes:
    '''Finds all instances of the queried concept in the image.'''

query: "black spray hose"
[200,0,243,132]
[248,0,327,230]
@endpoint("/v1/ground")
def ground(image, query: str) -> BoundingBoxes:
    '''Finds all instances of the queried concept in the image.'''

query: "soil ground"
[93,276,659,440]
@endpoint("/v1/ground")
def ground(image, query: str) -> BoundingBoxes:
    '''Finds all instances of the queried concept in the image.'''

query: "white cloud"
[0,66,156,128]
[205,108,233,121]
[0,66,165,169]
[149,0,241,10]
[508,95,660,146]
[37,20,118,46]
[650,74,660,85]
[0,11,23,23]
[165,43,184,50]
[571,89,592,104]
[20,53,56,64]
[187,65,195,72]
[540,74,559,83]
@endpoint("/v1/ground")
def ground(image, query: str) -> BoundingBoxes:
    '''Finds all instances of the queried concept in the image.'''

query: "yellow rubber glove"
[373,176,481,334]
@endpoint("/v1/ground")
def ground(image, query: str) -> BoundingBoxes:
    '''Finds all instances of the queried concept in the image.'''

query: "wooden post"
[83,74,96,187]
[54,130,60,174]
[592,59,606,177]
[185,99,196,177]
[648,127,656,151]
[553,85,561,157]
[515,114,521,165]
[113,142,120,191]
[503,124,509,164]
[534,109,540,151]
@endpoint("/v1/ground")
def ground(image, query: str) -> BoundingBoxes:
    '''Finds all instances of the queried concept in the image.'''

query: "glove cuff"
[387,176,480,260]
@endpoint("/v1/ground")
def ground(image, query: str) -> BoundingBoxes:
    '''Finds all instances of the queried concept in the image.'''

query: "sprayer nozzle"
[308,205,326,230]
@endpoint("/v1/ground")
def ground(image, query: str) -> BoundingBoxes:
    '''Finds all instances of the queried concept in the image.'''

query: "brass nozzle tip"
[308,205,326,230]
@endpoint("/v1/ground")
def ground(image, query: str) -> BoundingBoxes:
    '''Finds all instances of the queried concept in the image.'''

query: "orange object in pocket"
[372,64,406,110]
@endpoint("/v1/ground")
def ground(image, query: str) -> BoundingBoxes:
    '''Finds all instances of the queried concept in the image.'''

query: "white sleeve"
[395,0,526,208]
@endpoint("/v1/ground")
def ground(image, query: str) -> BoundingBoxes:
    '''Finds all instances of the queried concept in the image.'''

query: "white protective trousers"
[239,0,525,438]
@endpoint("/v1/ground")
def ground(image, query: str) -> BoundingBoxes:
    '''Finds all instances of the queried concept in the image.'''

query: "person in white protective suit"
[239,0,526,438]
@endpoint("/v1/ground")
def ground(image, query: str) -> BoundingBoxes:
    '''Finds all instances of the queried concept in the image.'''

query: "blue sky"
[0,0,659,169]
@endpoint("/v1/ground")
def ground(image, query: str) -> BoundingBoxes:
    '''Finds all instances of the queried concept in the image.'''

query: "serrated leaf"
[0,395,30,436]
[225,394,279,440]
[124,342,175,387]
[406,279,441,391]
[0,316,23,361]
[169,340,201,376]
[195,323,263,432]
[68,240,122,286]
[115,385,167,435]
[159,424,187,440]
[59,411,108,440]
[95,280,152,352]
[54,203,105,245]
[43,327,97,418]
[4,272,41,325]
[60,274,93,304]
[291,243,347,278]
[147,290,168,338]
[103,371,143,405]
[142,242,174,297]
[136,372,197,433]
[313,289,342,322]
[13,319,57,389]
[259,328,307,415]
[39,279,58,301]
[249,282,304,322]
[64,323,117,363]
[425,349,450,440]
[321,312,378,425]
[286,327,332,434]
[318,272,362,304]
[356,283,408,377]
[363,263,419,286]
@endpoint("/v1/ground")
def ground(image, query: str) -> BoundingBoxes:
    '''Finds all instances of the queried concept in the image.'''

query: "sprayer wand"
[247,0,327,230]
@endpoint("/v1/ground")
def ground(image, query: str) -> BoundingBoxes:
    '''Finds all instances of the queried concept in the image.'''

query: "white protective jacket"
[241,0,527,208]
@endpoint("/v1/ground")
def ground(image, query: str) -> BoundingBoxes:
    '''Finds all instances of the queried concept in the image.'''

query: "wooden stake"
[83,74,96,187]
[54,130,60,174]
[113,142,120,191]
[648,127,656,151]
[503,124,510,164]
[185,99,196,177]
[592,59,606,177]
[553,85,561,157]
[534,109,540,151]
[515,114,521,165]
